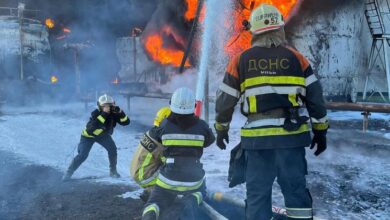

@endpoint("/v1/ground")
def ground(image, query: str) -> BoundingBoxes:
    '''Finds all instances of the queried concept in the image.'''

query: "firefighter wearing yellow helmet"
[62,94,130,181]
[215,4,328,220]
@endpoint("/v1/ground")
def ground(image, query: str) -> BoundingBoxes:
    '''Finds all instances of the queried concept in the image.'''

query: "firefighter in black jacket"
[215,4,328,220]
[62,94,130,181]
[141,87,215,220]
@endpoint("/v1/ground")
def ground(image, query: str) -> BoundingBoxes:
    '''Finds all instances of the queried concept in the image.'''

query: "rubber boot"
[140,188,152,202]
[110,168,121,178]
[109,156,121,178]
[62,169,74,182]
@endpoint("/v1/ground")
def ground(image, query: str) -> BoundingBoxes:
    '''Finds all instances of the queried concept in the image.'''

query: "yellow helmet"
[249,4,285,35]
[153,106,171,127]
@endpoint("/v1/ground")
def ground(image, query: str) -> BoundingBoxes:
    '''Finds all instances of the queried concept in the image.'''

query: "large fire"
[143,0,300,67]
[226,0,300,56]
[144,26,190,67]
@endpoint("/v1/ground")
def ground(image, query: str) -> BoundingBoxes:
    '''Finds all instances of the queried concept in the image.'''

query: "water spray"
[194,0,220,117]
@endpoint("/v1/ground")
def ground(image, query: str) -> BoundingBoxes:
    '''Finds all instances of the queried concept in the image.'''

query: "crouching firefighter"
[214,4,329,220]
[142,87,215,220]
[130,106,171,200]
[63,94,130,181]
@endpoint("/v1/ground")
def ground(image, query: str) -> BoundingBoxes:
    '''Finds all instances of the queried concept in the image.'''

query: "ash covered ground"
[0,98,389,220]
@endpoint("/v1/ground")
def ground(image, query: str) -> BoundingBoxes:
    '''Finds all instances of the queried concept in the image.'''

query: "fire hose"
[209,192,287,216]
[208,192,327,220]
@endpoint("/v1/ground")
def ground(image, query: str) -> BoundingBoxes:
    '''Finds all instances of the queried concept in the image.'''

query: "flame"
[51,75,58,84]
[184,0,206,22]
[144,26,190,67]
[142,0,300,68]
[112,77,120,84]
[225,0,300,56]
[45,18,55,29]
[63,28,71,33]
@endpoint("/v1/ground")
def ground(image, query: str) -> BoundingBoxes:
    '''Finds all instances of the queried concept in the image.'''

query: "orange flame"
[184,0,206,22]
[112,77,120,84]
[63,28,71,33]
[225,0,300,56]
[144,26,190,67]
[51,75,58,84]
[45,18,55,29]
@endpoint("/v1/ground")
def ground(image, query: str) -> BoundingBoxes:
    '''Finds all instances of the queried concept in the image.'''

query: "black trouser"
[245,147,312,220]
[68,135,118,173]
[142,184,206,220]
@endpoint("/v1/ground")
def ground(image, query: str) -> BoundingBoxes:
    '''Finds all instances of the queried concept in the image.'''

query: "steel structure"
[363,0,390,101]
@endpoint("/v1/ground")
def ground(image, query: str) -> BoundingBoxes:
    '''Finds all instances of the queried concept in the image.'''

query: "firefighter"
[141,87,215,220]
[62,94,130,181]
[214,4,328,220]
[130,106,171,200]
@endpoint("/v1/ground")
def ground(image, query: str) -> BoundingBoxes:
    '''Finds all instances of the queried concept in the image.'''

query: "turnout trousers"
[142,185,205,220]
[245,147,313,220]
[68,135,118,173]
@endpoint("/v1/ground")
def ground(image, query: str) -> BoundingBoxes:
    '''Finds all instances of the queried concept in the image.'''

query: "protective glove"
[214,123,229,150]
[111,106,121,114]
[310,130,327,156]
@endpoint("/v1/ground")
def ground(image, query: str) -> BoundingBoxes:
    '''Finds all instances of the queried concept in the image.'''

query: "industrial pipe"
[326,102,390,113]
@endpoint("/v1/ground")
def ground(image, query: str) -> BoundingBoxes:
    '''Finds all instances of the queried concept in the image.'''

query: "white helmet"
[170,87,195,114]
[98,94,115,106]
[249,4,285,35]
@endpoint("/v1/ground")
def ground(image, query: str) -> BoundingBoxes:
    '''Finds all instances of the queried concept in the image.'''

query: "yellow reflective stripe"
[93,129,103,136]
[139,153,153,182]
[241,124,309,137]
[248,96,257,113]
[97,115,106,124]
[120,115,128,123]
[162,140,204,147]
[215,122,229,131]
[139,171,159,188]
[288,94,299,107]
[82,129,94,138]
[241,76,305,92]
[142,203,160,217]
[192,192,203,205]
[140,177,157,188]
[156,178,204,192]
[312,123,329,130]
[286,207,313,219]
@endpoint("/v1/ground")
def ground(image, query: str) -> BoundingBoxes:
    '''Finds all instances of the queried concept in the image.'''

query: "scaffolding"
[363,0,390,102]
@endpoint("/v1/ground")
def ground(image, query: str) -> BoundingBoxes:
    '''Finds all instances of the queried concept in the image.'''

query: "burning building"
[0,0,383,104]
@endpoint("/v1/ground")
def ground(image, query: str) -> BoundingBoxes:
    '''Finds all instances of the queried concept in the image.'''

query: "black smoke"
[0,0,158,104]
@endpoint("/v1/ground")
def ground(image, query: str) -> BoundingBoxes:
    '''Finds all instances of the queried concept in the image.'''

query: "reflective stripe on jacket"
[149,115,215,192]
[216,45,328,149]
[81,109,130,138]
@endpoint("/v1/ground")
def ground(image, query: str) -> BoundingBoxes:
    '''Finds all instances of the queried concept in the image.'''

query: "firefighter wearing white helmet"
[249,3,285,35]
[169,87,196,114]
[141,87,215,220]
[215,4,328,220]
[63,94,130,181]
